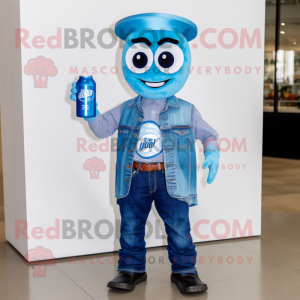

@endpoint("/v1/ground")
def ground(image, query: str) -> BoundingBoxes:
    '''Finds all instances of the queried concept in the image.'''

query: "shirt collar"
[127,95,180,111]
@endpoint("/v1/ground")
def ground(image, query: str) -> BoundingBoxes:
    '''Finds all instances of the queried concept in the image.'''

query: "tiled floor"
[1,157,300,299]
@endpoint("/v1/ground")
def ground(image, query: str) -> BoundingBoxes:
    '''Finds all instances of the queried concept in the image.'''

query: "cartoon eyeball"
[125,43,153,74]
[154,44,184,74]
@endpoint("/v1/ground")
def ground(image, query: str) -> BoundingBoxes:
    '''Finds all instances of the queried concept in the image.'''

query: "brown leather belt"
[132,161,165,172]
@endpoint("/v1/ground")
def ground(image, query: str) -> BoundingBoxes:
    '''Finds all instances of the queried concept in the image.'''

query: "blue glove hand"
[69,82,99,121]
[70,82,77,101]
[202,145,220,184]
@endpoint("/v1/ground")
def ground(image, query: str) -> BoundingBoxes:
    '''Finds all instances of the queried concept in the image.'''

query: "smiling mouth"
[139,79,171,88]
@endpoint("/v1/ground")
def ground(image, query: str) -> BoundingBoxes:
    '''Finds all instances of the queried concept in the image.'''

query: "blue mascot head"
[115,13,197,100]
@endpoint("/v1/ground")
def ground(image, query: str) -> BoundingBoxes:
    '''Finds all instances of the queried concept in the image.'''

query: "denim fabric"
[117,169,197,275]
[115,95,198,206]
[87,97,219,160]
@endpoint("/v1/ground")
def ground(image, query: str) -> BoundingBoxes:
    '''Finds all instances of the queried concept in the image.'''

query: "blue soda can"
[76,75,96,118]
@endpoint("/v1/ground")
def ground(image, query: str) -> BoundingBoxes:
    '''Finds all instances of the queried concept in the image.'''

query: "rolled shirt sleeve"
[88,104,122,138]
[192,106,219,151]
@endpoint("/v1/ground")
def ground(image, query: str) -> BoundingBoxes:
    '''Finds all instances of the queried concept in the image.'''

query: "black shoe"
[107,272,147,291]
[171,272,208,294]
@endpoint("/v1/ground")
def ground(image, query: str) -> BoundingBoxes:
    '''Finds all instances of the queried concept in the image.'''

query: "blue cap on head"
[115,13,197,42]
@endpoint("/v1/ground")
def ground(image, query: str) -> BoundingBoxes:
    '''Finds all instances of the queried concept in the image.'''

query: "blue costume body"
[70,13,220,293]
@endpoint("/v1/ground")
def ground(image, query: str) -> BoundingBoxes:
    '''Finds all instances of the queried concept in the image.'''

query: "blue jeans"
[117,169,197,275]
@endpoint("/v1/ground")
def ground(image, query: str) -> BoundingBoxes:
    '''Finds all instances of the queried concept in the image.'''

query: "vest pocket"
[117,126,131,151]
[172,127,190,136]
[118,126,130,136]
[172,127,191,149]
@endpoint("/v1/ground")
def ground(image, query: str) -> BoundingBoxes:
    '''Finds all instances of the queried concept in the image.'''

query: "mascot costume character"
[70,13,220,294]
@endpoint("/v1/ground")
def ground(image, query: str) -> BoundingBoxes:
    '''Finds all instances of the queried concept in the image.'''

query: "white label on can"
[78,89,94,102]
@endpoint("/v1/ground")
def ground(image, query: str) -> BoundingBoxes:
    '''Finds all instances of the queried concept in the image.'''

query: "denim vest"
[115,95,197,206]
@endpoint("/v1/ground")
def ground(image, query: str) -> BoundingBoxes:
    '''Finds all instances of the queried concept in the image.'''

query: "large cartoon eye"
[158,52,174,69]
[154,44,184,74]
[125,43,153,74]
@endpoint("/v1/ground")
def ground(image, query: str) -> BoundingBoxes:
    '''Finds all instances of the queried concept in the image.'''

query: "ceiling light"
[281,23,285,26]
[293,42,297,45]
[280,31,285,34]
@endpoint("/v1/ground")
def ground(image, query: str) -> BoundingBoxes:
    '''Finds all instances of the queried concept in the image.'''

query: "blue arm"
[202,145,220,184]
